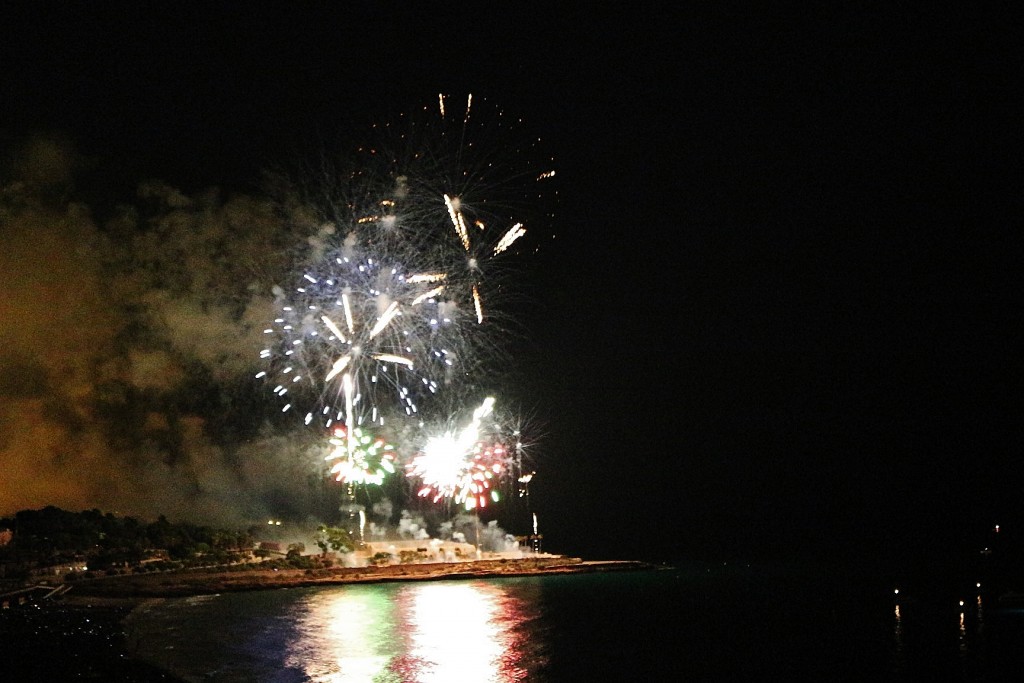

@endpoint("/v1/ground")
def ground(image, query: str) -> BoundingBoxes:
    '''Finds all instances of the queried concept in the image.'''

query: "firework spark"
[354,93,558,324]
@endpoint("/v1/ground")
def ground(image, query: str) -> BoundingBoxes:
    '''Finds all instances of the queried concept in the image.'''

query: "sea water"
[125,563,1024,681]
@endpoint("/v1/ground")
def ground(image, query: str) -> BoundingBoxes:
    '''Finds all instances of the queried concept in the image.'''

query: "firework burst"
[260,96,554,504]
[258,229,472,432]
[407,397,510,510]
[324,425,397,487]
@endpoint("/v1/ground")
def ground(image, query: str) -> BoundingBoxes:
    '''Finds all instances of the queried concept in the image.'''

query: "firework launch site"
[1,503,654,608]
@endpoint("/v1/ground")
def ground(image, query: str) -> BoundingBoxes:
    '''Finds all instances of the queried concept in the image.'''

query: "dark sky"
[2,4,1021,567]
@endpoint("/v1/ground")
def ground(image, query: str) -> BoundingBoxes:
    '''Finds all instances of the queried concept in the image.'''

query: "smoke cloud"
[0,137,330,525]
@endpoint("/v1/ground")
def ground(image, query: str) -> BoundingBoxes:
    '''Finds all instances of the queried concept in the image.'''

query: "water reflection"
[285,580,533,682]
[892,600,905,675]
[401,582,524,681]
[287,586,398,682]
[959,608,967,653]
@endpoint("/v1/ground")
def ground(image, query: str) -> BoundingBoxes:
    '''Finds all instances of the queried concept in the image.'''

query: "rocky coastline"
[68,555,656,598]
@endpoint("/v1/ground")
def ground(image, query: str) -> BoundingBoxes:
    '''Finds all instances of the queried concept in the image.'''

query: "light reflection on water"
[126,569,1024,681]
[133,579,539,682]
[287,581,529,682]
[402,583,510,681]
[285,587,398,682]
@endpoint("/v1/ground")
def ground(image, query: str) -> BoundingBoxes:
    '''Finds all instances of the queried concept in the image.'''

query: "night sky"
[2,4,1021,568]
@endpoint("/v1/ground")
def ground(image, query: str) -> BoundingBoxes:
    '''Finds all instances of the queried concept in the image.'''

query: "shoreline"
[5,557,657,680]
[65,556,659,599]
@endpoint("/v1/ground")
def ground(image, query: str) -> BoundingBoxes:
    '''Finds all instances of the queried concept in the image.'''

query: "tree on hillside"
[315,525,355,554]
